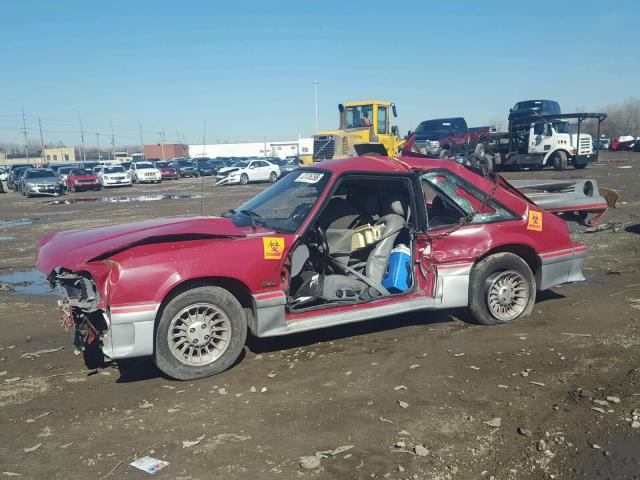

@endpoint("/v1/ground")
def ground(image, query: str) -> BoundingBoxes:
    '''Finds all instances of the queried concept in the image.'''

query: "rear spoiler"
[507,179,617,226]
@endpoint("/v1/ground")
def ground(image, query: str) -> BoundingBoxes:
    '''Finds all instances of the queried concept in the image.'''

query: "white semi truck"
[477,111,607,171]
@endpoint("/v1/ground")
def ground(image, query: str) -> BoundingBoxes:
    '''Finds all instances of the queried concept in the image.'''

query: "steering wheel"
[314,225,330,257]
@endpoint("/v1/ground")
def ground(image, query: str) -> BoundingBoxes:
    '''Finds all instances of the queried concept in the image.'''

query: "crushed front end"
[49,268,109,356]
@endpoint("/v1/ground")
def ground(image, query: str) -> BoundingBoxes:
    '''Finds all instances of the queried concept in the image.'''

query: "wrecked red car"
[37,156,588,380]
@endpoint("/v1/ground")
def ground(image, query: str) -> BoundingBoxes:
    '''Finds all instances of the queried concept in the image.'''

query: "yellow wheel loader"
[300,100,405,165]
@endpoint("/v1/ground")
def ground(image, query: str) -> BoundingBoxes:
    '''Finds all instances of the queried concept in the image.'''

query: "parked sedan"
[20,168,65,197]
[66,168,102,192]
[95,166,132,187]
[7,164,32,190]
[195,159,217,176]
[279,157,300,177]
[130,161,162,184]
[155,161,180,180]
[216,159,280,185]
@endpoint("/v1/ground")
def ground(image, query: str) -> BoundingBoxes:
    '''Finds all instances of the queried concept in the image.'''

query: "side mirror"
[338,104,345,113]
[391,125,399,136]
[392,104,397,117]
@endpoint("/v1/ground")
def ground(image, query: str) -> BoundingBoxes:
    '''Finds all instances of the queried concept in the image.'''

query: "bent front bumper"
[536,244,587,291]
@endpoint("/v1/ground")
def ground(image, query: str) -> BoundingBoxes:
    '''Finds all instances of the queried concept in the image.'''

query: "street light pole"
[314,80,319,131]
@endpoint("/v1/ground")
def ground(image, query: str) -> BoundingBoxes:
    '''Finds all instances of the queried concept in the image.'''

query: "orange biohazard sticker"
[263,237,285,260]
[527,210,543,231]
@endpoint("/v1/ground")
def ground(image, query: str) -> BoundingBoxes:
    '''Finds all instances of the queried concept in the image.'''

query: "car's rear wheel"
[154,286,247,380]
[467,252,536,325]
[269,171,278,183]
[240,173,249,185]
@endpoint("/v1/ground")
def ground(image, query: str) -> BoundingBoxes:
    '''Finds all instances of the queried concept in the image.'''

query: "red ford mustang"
[37,156,590,380]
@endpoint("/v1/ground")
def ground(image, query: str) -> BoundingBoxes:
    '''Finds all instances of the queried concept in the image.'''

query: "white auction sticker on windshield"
[295,172,324,184]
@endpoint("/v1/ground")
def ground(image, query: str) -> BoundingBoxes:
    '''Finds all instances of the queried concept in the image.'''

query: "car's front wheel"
[269,171,278,183]
[467,252,536,325]
[240,173,249,185]
[154,286,247,380]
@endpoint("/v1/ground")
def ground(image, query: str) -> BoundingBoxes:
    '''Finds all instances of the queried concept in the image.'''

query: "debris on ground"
[517,427,533,437]
[182,434,205,448]
[414,444,429,456]
[26,411,52,423]
[299,445,354,470]
[23,443,42,453]
[397,400,409,409]
[129,456,169,474]
[20,347,64,359]
[483,417,502,428]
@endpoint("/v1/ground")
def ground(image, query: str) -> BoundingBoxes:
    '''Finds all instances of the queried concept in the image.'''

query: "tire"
[95,186,102,191]
[24,190,31,198]
[467,252,536,325]
[154,286,247,380]
[269,171,278,183]
[573,161,587,170]
[439,149,451,159]
[240,173,249,185]
[551,151,567,171]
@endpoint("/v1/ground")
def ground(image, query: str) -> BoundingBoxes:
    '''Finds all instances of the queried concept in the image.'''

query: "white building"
[188,138,313,159]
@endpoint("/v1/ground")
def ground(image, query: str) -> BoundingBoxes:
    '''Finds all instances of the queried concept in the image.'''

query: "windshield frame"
[228,168,331,233]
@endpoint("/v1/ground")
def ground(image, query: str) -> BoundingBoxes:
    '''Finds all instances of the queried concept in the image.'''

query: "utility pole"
[158,130,166,160]
[78,113,86,162]
[314,80,319,131]
[38,117,45,162]
[110,121,115,161]
[139,124,144,148]
[21,107,29,160]
[96,133,100,162]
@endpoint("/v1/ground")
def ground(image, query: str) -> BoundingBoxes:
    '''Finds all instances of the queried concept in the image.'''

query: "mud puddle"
[0,218,34,228]
[44,193,206,205]
[0,268,55,295]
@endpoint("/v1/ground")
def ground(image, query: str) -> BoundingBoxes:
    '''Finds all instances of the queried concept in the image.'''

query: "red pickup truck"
[403,117,491,159]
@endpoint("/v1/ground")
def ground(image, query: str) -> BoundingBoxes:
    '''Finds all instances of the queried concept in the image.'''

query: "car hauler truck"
[300,100,405,165]
[477,112,607,171]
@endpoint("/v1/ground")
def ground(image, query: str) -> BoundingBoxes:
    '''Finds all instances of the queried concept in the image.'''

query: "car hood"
[36,216,248,274]
[218,167,242,174]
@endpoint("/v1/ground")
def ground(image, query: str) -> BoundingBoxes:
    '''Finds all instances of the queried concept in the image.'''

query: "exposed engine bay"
[287,177,416,311]
[49,268,108,354]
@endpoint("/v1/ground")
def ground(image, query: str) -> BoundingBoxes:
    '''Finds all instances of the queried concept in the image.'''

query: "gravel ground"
[0,151,639,479]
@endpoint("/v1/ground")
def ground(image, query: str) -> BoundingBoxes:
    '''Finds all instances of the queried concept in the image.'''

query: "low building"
[144,144,189,161]
[44,147,76,163]
[188,138,313,159]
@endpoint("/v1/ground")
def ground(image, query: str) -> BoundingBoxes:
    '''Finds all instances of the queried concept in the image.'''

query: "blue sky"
[1,0,638,147]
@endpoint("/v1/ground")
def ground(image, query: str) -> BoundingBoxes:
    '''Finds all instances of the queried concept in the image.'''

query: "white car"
[94,165,132,187]
[216,160,280,186]
[130,161,161,184]
[0,167,8,182]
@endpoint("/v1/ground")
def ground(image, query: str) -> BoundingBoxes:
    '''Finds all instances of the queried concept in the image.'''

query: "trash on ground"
[129,456,169,475]
[23,443,42,453]
[20,347,64,359]
[182,434,205,448]
[483,417,502,427]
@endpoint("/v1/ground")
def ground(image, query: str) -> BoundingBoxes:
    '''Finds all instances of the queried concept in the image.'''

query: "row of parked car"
[594,136,640,151]
[0,156,301,197]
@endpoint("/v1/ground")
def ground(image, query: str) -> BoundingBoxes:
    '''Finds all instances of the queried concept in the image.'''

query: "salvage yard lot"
[1,151,640,479]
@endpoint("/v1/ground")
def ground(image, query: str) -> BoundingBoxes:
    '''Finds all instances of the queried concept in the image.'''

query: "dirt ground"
[1,151,639,480]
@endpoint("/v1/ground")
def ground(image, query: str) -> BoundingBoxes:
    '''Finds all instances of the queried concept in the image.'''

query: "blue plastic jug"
[382,245,412,293]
